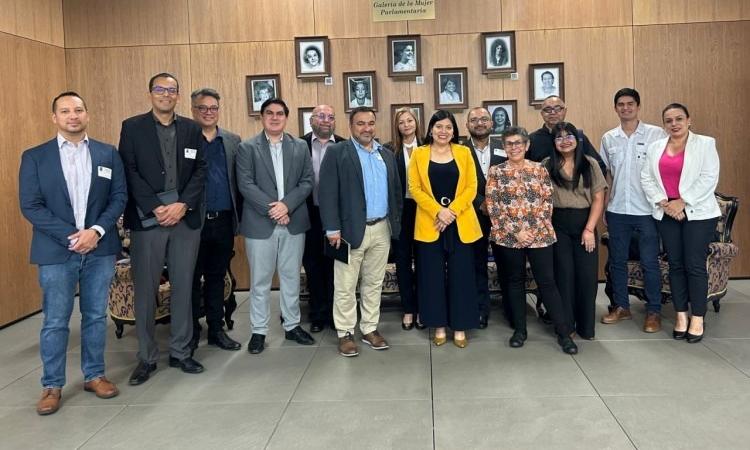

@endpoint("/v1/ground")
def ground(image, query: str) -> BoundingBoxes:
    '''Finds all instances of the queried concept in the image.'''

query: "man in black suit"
[119,73,206,385]
[301,104,345,332]
[461,107,507,329]
[188,88,242,353]
[319,107,402,357]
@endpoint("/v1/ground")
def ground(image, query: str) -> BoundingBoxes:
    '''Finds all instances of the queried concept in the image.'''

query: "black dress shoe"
[557,336,579,355]
[509,330,527,348]
[310,321,325,333]
[401,319,414,331]
[248,333,265,354]
[208,330,241,350]
[169,356,204,374]
[415,319,426,330]
[478,315,489,329]
[128,361,156,385]
[285,326,315,345]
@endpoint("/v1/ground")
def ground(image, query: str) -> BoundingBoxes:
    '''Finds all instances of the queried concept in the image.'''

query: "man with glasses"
[461,107,507,329]
[301,105,344,332]
[237,98,316,355]
[188,88,242,353]
[528,96,606,174]
[119,72,206,385]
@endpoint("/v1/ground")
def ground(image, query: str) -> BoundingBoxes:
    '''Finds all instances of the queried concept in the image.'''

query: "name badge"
[493,149,505,156]
[97,166,112,179]
[184,148,197,159]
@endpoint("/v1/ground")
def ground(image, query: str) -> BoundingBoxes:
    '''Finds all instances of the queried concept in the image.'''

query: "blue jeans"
[606,212,662,312]
[38,253,116,388]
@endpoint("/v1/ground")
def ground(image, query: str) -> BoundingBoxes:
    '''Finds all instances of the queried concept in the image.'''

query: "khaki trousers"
[333,220,391,337]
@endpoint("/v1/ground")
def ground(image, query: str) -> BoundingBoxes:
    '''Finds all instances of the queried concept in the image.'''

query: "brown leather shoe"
[36,388,62,415]
[601,306,632,324]
[361,330,389,350]
[84,377,120,399]
[338,332,359,357]
[643,312,662,333]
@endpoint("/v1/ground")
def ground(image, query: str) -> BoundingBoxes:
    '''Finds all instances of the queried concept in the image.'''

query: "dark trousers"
[302,205,335,323]
[553,208,598,339]
[474,212,492,317]
[191,212,234,336]
[490,243,511,321]
[394,199,418,314]
[416,228,478,330]
[497,245,572,337]
[656,215,718,317]
[606,211,662,312]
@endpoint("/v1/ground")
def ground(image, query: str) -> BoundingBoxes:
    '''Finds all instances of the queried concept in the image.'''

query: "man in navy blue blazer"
[19,92,127,415]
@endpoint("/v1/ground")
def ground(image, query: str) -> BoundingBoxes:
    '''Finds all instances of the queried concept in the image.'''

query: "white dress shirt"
[265,133,284,200]
[57,134,104,237]
[471,138,490,179]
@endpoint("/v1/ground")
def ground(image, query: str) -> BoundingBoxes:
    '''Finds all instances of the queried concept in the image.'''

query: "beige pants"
[333,220,391,337]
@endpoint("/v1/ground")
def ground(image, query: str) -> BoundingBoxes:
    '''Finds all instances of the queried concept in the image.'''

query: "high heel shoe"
[432,335,447,346]
[401,320,414,331]
[453,338,467,348]
[686,322,704,344]
[673,314,689,340]
[415,319,426,330]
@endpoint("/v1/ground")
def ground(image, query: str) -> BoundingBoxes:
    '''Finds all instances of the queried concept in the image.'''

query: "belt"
[206,210,232,220]
[365,216,386,226]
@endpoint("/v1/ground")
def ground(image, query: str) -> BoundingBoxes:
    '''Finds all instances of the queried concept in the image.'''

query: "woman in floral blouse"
[485,126,578,355]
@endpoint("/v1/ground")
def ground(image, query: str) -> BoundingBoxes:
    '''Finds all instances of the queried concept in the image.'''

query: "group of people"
[20,71,722,416]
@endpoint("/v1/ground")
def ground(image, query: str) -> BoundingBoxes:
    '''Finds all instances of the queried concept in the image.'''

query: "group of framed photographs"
[245,32,566,115]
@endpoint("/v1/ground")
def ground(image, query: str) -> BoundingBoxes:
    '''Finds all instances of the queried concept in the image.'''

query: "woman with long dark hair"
[543,122,606,340]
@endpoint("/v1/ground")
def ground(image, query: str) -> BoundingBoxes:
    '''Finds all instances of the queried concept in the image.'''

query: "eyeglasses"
[151,86,178,95]
[314,113,335,122]
[194,105,219,114]
[554,135,576,143]
[541,105,565,114]
[468,117,491,124]
[503,140,526,148]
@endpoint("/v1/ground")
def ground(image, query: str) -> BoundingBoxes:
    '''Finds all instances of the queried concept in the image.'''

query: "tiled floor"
[1,281,749,449]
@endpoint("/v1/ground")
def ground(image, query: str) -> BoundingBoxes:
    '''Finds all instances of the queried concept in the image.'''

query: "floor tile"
[434,397,634,450]
[702,338,750,376]
[698,302,750,338]
[604,394,750,450]
[267,400,433,450]
[728,279,750,297]
[431,341,596,399]
[574,340,750,396]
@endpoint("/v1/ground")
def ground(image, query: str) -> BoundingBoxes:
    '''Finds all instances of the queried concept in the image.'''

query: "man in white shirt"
[599,88,668,332]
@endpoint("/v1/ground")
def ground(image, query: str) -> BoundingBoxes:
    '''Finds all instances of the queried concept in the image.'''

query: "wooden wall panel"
[0,34,66,326]
[314,0,407,38]
[502,0,632,30]
[0,0,17,36]
[0,0,64,47]
[634,21,750,276]
[65,45,192,145]
[188,0,315,44]
[633,0,750,25]
[407,0,502,35]
[63,0,189,48]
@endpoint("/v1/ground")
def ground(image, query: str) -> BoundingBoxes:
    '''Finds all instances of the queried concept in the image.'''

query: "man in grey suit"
[236,98,316,355]
[319,106,402,357]
[188,88,242,353]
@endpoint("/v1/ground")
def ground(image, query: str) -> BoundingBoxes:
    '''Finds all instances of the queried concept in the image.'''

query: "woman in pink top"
[640,103,721,343]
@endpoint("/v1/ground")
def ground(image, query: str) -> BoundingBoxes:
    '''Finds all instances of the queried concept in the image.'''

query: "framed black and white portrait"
[295,36,330,79]
[246,74,281,116]
[390,103,425,132]
[482,100,517,135]
[343,71,377,112]
[387,35,421,78]
[298,107,314,136]
[529,62,564,106]
[434,68,468,110]
[481,31,516,74]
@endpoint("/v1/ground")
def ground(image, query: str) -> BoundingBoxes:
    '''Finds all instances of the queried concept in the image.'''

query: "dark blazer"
[301,131,345,212]
[460,138,507,213]
[19,138,128,264]
[236,131,313,239]
[213,127,243,234]
[118,112,205,231]
[382,139,424,198]
[318,139,402,249]
[528,125,607,175]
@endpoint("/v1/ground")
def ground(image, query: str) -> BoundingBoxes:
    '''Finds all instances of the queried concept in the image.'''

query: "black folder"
[136,189,179,228]
[323,236,350,264]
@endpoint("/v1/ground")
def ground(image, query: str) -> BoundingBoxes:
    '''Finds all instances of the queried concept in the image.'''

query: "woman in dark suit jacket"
[384,107,425,330]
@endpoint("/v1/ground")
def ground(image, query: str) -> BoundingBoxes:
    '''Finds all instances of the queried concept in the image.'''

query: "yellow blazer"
[408,143,482,243]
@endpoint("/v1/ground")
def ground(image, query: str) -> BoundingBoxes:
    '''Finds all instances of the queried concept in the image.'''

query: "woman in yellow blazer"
[408,110,482,348]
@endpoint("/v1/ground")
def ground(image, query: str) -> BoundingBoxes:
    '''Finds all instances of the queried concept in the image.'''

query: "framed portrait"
[481,31,516,74]
[482,100,518,135]
[295,36,331,79]
[390,103,425,131]
[298,107,314,136]
[246,74,281,116]
[387,35,421,78]
[528,62,564,106]
[434,67,468,110]
[343,71,377,112]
